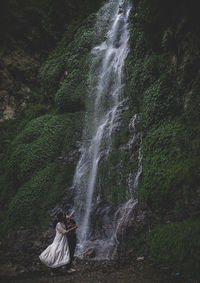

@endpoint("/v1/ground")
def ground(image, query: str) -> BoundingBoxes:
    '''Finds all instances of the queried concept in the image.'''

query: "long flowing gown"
[39,222,70,268]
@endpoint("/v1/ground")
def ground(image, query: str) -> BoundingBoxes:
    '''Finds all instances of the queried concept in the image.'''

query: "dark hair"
[53,211,64,228]
[57,211,64,222]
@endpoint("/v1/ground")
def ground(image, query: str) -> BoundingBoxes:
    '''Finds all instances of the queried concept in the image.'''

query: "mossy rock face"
[96,108,142,207]
[126,0,200,215]
[5,114,71,185]
[0,111,84,231]
[141,75,182,130]
[3,160,77,231]
[138,118,200,218]
[146,220,200,279]
[39,14,96,110]
[124,1,200,279]
[5,163,58,229]
[55,66,87,112]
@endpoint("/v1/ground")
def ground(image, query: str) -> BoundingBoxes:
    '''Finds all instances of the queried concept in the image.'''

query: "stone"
[136,256,144,261]
[19,268,26,274]
[85,248,96,258]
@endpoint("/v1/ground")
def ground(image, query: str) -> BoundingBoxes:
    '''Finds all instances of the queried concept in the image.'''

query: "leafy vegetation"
[5,114,69,183]
[0,111,83,231]
[122,0,200,279]
[0,0,100,231]
[0,0,103,50]
[146,220,200,279]
[39,14,96,109]
[139,118,200,219]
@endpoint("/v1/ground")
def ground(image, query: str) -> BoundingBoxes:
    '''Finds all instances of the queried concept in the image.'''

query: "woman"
[39,212,70,275]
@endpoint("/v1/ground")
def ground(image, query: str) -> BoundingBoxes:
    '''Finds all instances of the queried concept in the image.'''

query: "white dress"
[39,222,70,268]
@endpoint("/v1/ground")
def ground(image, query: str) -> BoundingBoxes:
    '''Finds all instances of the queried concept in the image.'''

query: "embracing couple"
[39,211,78,276]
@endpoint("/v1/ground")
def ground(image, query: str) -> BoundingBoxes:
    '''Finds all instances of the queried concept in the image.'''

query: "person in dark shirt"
[64,214,78,273]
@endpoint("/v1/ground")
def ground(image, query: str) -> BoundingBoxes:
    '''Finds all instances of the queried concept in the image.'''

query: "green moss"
[146,220,200,279]
[96,109,141,206]
[38,56,66,103]
[139,118,199,218]
[22,104,50,120]
[125,48,169,113]
[0,103,49,169]
[0,111,83,232]
[2,161,74,231]
[39,14,96,109]
[123,3,200,279]
[126,2,200,223]
[5,163,57,230]
[141,75,182,130]
[55,66,86,112]
[62,112,84,152]
[5,114,70,184]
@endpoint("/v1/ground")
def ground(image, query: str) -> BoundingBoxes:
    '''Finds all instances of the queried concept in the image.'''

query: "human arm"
[66,224,78,233]
[56,222,67,234]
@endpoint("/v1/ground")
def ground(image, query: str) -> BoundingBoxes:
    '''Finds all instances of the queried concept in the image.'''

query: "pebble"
[136,256,144,261]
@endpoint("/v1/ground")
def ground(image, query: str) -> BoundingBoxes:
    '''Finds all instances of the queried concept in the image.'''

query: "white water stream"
[70,0,141,259]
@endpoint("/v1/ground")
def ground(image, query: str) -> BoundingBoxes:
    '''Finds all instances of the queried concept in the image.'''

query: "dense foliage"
[0,0,102,231]
[0,0,103,50]
[128,0,200,217]
[123,0,200,278]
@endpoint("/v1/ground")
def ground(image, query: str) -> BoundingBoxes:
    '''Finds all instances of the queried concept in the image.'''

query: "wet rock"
[84,248,96,258]
[116,202,151,240]
[0,90,15,120]
[62,149,81,165]
[0,48,40,121]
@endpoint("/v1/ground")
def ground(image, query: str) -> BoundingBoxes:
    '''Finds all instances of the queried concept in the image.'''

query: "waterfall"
[127,114,143,195]
[71,0,136,259]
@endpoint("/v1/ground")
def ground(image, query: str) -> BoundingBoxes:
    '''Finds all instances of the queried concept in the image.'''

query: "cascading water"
[71,0,139,259]
[127,114,143,195]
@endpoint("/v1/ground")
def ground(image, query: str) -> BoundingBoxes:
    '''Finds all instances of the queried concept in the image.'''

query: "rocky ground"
[0,213,197,283]
[0,254,195,283]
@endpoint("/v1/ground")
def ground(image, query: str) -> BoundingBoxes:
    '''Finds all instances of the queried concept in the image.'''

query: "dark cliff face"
[124,0,200,277]
[0,0,103,231]
[127,0,200,218]
[0,0,104,121]
[0,0,199,279]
